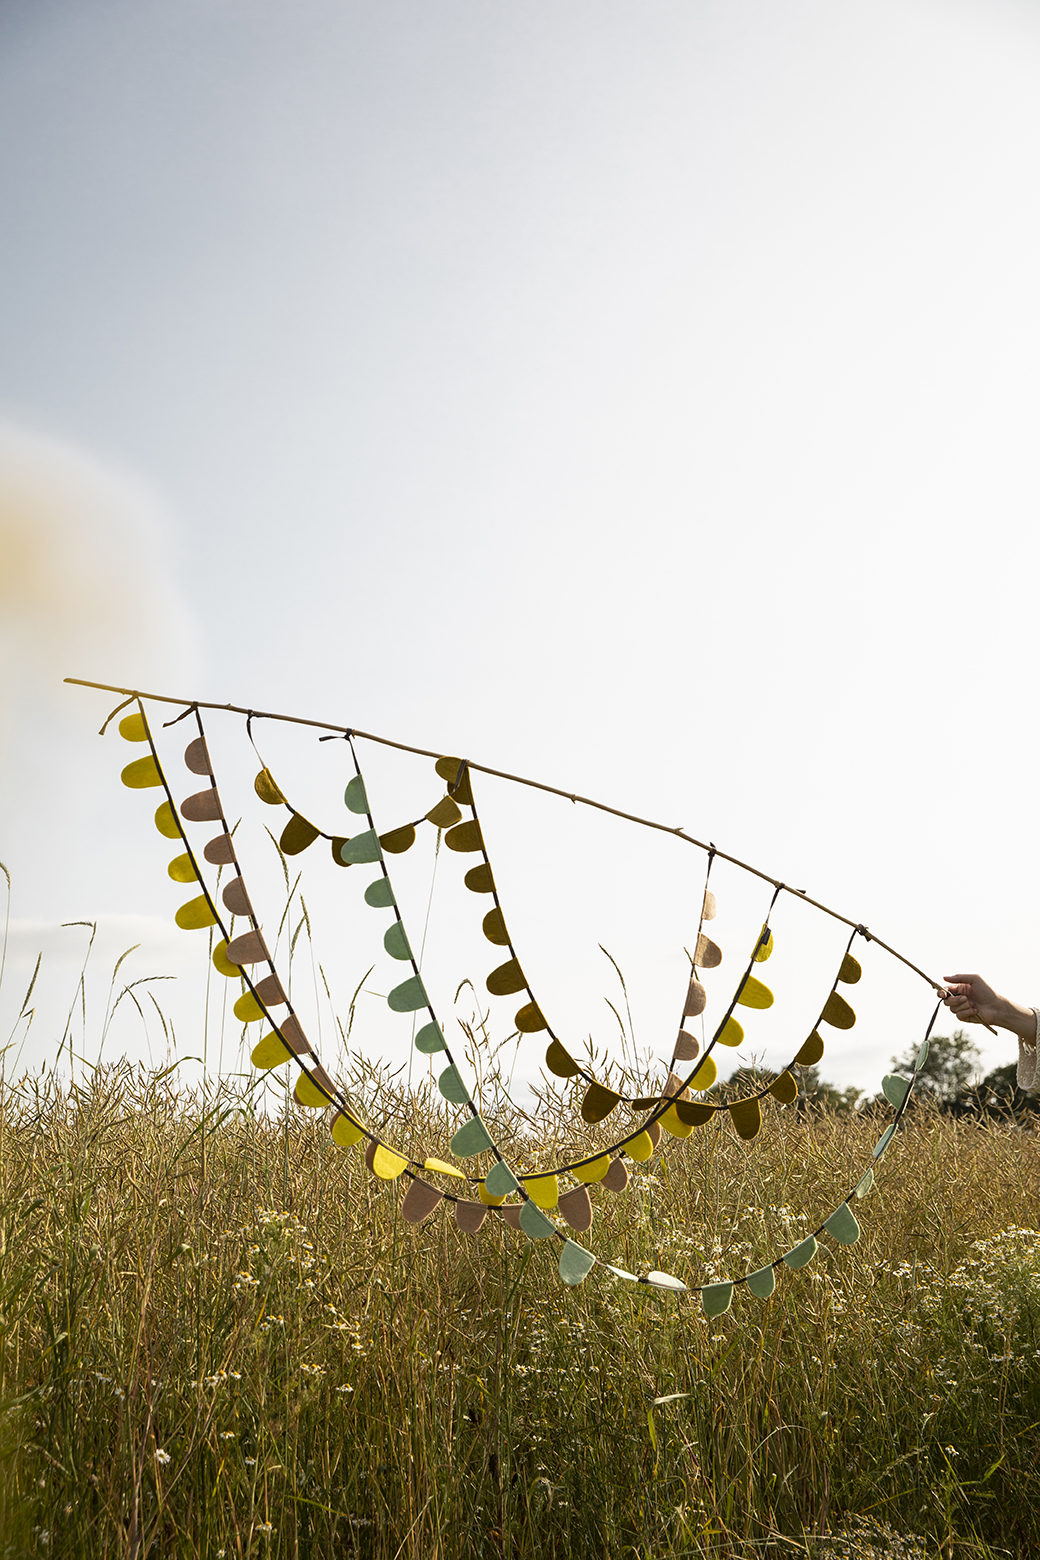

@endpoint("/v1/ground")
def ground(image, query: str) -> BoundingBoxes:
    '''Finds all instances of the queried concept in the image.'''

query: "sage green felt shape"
[519,1201,556,1240]
[450,1115,494,1156]
[340,829,381,865]
[559,1240,596,1287]
[882,1073,911,1108]
[783,1236,818,1269]
[702,1282,734,1317]
[414,1021,446,1054]
[917,1040,930,1068]
[485,1160,520,1196]
[438,1065,470,1105]
[344,775,369,815]
[387,975,428,1012]
[646,1270,687,1291]
[747,1265,777,1299]
[364,878,395,908]
[854,1167,874,1198]
[383,922,412,961]
[873,1124,896,1158]
[825,1203,861,1244]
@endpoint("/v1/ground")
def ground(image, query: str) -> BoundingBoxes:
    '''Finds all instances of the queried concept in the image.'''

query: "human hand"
[942,973,1034,1038]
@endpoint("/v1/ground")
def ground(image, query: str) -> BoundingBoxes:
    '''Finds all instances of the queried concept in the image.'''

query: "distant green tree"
[890,1028,981,1105]
[795,1066,863,1114]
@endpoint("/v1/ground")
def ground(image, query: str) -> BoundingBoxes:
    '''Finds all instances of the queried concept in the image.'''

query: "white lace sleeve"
[1017,1008,1040,1092]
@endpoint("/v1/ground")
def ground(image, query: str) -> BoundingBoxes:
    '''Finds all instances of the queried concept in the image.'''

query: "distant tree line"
[723,1029,1038,1125]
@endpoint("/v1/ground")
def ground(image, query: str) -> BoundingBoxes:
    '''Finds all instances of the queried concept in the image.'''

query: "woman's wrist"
[995,997,1036,1041]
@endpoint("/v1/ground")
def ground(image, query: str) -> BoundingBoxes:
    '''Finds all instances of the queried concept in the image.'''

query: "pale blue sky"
[2,0,1038,1094]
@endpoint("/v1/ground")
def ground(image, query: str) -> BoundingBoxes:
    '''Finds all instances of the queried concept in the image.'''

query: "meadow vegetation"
[0,1053,1036,1559]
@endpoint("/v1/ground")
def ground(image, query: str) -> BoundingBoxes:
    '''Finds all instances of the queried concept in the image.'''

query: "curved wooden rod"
[64,676,971,1014]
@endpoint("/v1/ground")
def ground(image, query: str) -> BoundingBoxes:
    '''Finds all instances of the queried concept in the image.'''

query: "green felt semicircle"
[701,1282,733,1317]
[387,975,428,1012]
[519,1201,556,1240]
[559,1240,596,1287]
[383,922,412,961]
[782,1236,818,1270]
[746,1265,776,1299]
[824,1203,861,1245]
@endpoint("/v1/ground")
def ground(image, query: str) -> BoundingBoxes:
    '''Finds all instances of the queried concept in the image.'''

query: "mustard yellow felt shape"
[423,1157,464,1179]
[626,1130,655,1162]
[280,814,319,856]
[175,895,218,931]
[445,820,483,853]
[425,795,462,829]
[434,757,474,806]
[768,1070,798,1105]
[212,940,240,978]
[675,1100,717,1126]
[330,1112,365,1148]
[252,1031,293,1070]
[581,1082,621,1123]
[478,1181,506,1207]
[118,712,149,742]
[716,1016,744,1047]
[728,1097,762,1141]
[688,1055,717,1090]
[545,1040,580,1076]
[838,952,862,984]
[661,1106,693,1139]
[254,768,287,805]
[464,863,494,893]
[379,824,416,854]
[234,991,266,1024]
[736,976,773,1009]
[294,1072,332,1108]
[370,1145,408,1180]
[481,907,509,945]
[167,853,197,884]
[515,1001,547,1033]
[486,958,526,996]
[524,1174,559,1209]
[754,927,774,963]
[121,755,162,789]
[154,800,180,839]
[571,1155,610,1184]
[821,991,856,1029]
[795,1030,825,1065]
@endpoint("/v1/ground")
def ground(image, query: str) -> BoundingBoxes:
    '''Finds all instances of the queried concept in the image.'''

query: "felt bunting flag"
[694,933,722,968]
[331,1112,365,1147]
[627,1130,656,1162]
[702,1282,734,1318]
[661,1105,693,1139]
[449,1116,494,1156]
[746,1265,777,1298]
[688,1055,718,1090]
[873,1124,896,1158]
[203,834,236,866]
[280,814,320,855]
[252,1032,293,1070]
[212,941,240,978]
[222,877,253,918]
[824,1203,861,1244]
[645,1271,686,1291]
[557,1185,594,1231]
[425,795,462,828]
[379,825,416,854]
[485,1161,520,1196]
[167,853,197,884]
[414,1022,446,1054]
[330,837,350,867]
[675,1100,717,1126]
[254,768,286,804]
[277,1015,314,1059]
[581,1082,621,1123]
[364,878,395,908]
[821,991,856,1029]
[917,1040,929,1068]
[434,756,474,806]
[486,959,526,996]
[481,907,509,945]
[571,1155,610,1184]
[295,1069,335,1108]
[783,1236,818,1269]
[519,1201,556,1240]
[478,1182,506,1206]
[183,737,211,776]
[728,1097,762,1141]
[882,1074,911,1108]
[181,788,222,822]
[524,1173,559,1209]
[383,922,412,961]
[154,800,180,838]
[464,863,494,893]
[716,1016,744,1047]
[701,889,716,920]
[119,712,148,742]
[254,973,286,1007]
[545,1040,580,1077]
[226,929,269,965]
[387,975,428,1012]
[437,1065,470,1105]
[423,1157,464,1178]
[736,976,773,1009]
[854,1168,874,1198]
[674,1030,699,1060]
[602,1158,629,1192]
[515,1001,547,1032]
[683,978,707,1017]
[175,895,218,931]
[768,1071,798,1105]
[344,775,369,814]
[234,991,266,1024]
[795,1030,825,1065]
[401,1181,443,1224]
[121,755,162,789]
[339,830,381,865]
[455,1201,488,1233]
[370,1145,409,1180]
[839,952,862,984]
[754,927,774,963]
[445,820,483,854]
[558,1240,596,1286]
[499,1205,523,1230]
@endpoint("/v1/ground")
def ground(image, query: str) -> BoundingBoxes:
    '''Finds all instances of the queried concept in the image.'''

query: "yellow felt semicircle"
[234,991,266,1024]
[481,907,509,945]
[121,755,162,789]
[661,1105,693,1139]
[423,1157,464,1179]
[425,795,462,829]
[464,863,495,894]
[212,940,239,978]
[434,757,474,806]
[478,1182,506,1206]
[331,1112,365,1147]
[821,990,856,1030]
[371,1145,408,1180]
[515,1001,547,1033]
[572,1154,610,1184]
[728,1097,763,1141]
[254,768,287,805]
[154,800,180,839]
[689,1055,718,1091]
[581,1082,621,1123]
[839,952,862,985]
[754,927,774,963]
[736,976,773,1010]
[167,853,197,884]
[524,1174,559,1209]
[294,1072,332,1108]
[545,1040,579,1077]
[379,824,416,854]
[716,1016,744,1047]
[446,819,483,854]
[769,1070,799,1105]
[795,1030,825,1066]
[252,1031,292,1070]
[175,895,218,931]
[627,1131,655,1162]
[118,712,148,742]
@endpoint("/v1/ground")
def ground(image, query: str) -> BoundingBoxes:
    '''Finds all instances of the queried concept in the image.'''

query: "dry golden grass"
[0,1061,1036,1559]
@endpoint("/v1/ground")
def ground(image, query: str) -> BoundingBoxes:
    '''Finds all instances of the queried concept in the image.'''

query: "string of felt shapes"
[222,733,885,1190]
[108,688,936,1303]
[115,702,634,1290]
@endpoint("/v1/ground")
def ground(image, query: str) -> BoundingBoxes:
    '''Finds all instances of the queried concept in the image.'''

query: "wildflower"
[245,1457,256,1466]
[220,1431,236,1440]
[155,1449,171,1466]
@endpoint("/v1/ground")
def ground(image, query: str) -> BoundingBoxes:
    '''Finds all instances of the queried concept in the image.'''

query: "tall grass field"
[0,1045,1037,1559]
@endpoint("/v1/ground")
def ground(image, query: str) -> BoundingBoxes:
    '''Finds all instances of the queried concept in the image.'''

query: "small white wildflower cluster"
[817,1515,929,1558]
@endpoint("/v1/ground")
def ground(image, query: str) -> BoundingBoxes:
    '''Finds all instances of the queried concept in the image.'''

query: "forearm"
[991,997,1037,1040]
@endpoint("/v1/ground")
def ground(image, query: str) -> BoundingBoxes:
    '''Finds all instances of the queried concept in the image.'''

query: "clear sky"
[1,0,1038,1100]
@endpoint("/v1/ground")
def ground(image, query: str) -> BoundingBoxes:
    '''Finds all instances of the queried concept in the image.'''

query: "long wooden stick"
[65,676,971,1014]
